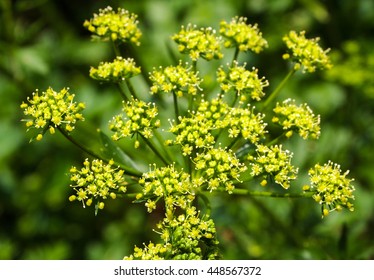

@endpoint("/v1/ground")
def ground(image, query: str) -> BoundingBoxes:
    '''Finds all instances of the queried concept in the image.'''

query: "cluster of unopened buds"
[20,6,356,259]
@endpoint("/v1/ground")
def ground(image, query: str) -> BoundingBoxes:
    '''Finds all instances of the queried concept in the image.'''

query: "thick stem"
[172,90,180,124]
[231,47,240,66]
[263,68,296,109]
[198,193,211,217]
[140,133,170,165]
[57,126,142,177]
[125,79,140,100]
[116,83,129,102]
[154,129,175,164]
[230,188,314,198]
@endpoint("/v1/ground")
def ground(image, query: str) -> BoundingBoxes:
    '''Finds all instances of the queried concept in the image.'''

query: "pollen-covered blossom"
[89,57,141,82]
[109,99,160,144]
[307,161,355,216]
[83,6,141,45]
[194,147,247,193]
[171,24,223,61]
[124,208,220,260]
[20,87,85,140]
[282,30,332,73]
[228,106,267,144]
[217,61,269,102]
[168,113,216,156]
[69,158,127,209]
[272,99,320,140]
[219,16,268,53]
[149,61,202,96]
[136,164,195,213]
[249,144,298,189]
[168,98,230,156]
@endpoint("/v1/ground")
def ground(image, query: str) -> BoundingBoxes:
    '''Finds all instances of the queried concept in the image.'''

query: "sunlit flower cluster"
[194,147,247,193]
[149,61,202,96]
[89,57,141,82]
[69,158,126,209]
[217,61,269,102]
[109,99,160,145]
[172,24,223,61]
[228,106,267,143]
[249,144,298,189]
[219,16,268,53]
[125,208,219,260]
[282,30,332,73]
[83,6,142,45]
[136,164,195,213]
[168,113,216,156]
[272,99,320,140]
[20,87,85,141]
[307,161,355,216]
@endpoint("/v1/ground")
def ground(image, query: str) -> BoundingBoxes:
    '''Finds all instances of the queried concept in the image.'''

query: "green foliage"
[1,0,374,260]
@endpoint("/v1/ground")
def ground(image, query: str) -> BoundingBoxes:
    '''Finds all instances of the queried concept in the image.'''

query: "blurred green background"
[1,0,373,259]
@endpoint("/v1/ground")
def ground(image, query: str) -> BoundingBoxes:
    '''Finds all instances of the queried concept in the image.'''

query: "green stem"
[230,188,314,198]
[154,129,175,164]
[172,90,180,124]
[116,83,129,102]
[57,127,142,177]
[125,79,140,100]
[140,133,170,165]
[112,40,121,57]
[263,68,296,109]
[192,60,197,72]
[231,47,240,66]
[198,193,211,217]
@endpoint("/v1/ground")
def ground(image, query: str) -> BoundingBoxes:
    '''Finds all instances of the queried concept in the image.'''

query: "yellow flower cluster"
[90,57,141,82]
[219,16,268,53]
[217,61,269,101]
[137,164,195,214]
[149,61,202,96]
[172,24,223,61]
[249,144,298,189]
[194,147,247,193]
[272,99,320,140]
[20,87,85,141]
[282,30,332,73]
[307,161,355,217]
[69,159,127,210]
[125,207,219,260]
[83,6,141,45]
[228,106,267,143]
[109,99,160,145]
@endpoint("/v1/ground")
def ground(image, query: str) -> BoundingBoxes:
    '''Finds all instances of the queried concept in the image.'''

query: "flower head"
[109,99,160,144]
[83,6,142,45]
[90,57,141,82]
[307,161,355,216]
[228,106,267,144]
[69,159,127,209]
[124,209,220,260]
[249,144,298,189]
[282,30,332,73]
[20,87,85,140]
[171,24,223,61]
[194,147,247,193]
[219,16,268,53]
[137,164,195,213]
[217,61,269,102]
[272,99,320,140]
[149,61,202,96]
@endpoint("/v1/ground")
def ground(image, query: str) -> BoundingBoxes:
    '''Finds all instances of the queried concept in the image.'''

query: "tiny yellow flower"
[283,30,332,73]
[83,6,142,45]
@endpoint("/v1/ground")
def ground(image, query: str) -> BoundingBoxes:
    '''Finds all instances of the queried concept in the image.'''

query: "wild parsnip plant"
[20,6,355,260]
